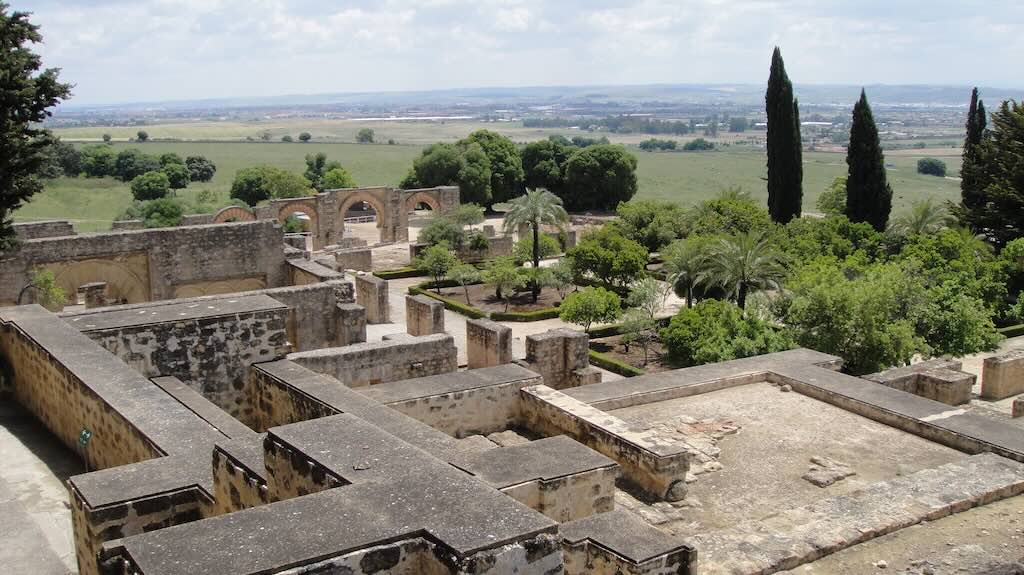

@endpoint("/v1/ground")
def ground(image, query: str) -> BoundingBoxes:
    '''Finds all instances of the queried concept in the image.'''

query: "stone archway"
[42,256,151,305]
[337,192,390,244]
[212,206,257,224]
[405,191,442,214]
[277,201,319,234]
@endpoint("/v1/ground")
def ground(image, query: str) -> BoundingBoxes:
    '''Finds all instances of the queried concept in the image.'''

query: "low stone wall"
[334,248,372,271]
[520,328,601,389]
[287,334,457,388]
[466,318,512,369]
[180,213,214,226]
[982,350,1024,400]
[355,274,389,324]
[287,258,345,286]
[863,359,974,405]
[13,220,75,239]
[211,438,270,516]
[405,294,444,336]
[264,432,347,502]
[561,509,696,575]
[336,303,367,346]
[409,235,514,263]
[520,384,692,501]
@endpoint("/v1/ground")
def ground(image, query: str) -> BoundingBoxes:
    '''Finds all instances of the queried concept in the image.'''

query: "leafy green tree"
[953,100,1024,247]
[960,88,987,209]
[356,128,375,144]
[729,117,749,132]
[162,163,189,190]
[662,236,713,308]
[817,177,847,216]
[502,189,569,301]
[0,3,71,247]
[265,168,313,199]
[482,257,527,310]
[893,198,948,236]
[638,138,677,151]
[916,158,946,177]
[845,89,893,232]
[115,149,161,182]
[465,230,489,257]
[513,234,560,265]
[448,262,481,304]
[303,153,342,191]
[896,227,1006,313]
[140,197,185,228]
[451,203,485,228]
[18,269,66,309]
[912,281,1002,357]
[419,217,464,249]
[130,171,171,201]
[613,199,687,252]
[568,226,648,288]
[559,286,622,333]
[682,138,715,151]
[620,308,658,366]
[703,231,786,309]
[765,46,803,224]
[47,139,81,177]
[136,130,149,142]
[281,135,294,143]
[661,299,792,367]
[414,243,459,292]
[686,196,773,238]
[547,258,575,300]
[159,152,184,167]
[298,132,312,143]
[401,142,492,205]
[229,166,312,206]
[522,138,573,195]
[81,144,116,177]
[463,130,524,204]
[626,276,669,319]
[322,166,356,189]
[102,133,112,143]
[780,214,881,265]
[563,145,638,211]
[185,155,216,182]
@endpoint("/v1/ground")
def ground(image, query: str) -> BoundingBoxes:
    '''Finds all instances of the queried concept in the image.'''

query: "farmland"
[15,122,963,232]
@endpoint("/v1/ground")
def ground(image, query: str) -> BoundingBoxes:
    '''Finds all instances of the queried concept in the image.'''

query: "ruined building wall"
[287,334,457,388]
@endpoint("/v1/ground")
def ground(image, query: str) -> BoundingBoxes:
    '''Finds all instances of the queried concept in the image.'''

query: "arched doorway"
[212,206,257,224]
[338,193,389,245]
[277,202,319,251]
[44,258,150,305]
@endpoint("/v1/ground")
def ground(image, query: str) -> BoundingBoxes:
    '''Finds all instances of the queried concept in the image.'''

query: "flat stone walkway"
[0,402,82,574]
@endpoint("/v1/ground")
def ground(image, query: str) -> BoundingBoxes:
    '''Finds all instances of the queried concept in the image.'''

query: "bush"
[660,299,793,367]
[130,171,171,201]
[230,166,313,205]
[513,234,561,264]
[683,138,715,151]
[588,350,645,377]
[374,267,429,280]
[281,135,294,143]
[413,243,459,290]
[186,155,216,182]
[298,132,312,142]
[614,199,688,253]
[81,144,116,177]
[638,138,677,151]
[817,177,847,216]
[567,226,648,288]
[408,284,487,319]
[559,287,622,332]
[322,167,356,189]
[917,157,947,177]
[162,163,190,190]
[139,198,185,228]
[491,308,561,322]
[115,149,160,182]
[418,217,465,249]
[356,128,375,143]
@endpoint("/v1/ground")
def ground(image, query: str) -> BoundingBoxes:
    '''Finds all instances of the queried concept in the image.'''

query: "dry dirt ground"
[590,335,675,373]
[433,283,564,313]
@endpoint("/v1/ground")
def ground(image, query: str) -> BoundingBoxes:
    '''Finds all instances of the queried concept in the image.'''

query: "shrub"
[374,267,429,280]
[683,138,714,151]
[298,132,312,142]
[130,171,171,201]
[917,157,947,177]
[490,308,561,322]
[139,198,185,228]
[162,163,190,190]
[588,350,645,377]
[559,287,622,333]
[513,234,560,264]
[418,217,465,249]
[186,155,217,182]
[115,149,161,182]
[567,226,648,288]
[413,243,459,291]
[660,299,793,367]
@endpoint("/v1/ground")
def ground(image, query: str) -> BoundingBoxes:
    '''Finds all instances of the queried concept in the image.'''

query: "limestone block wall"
[76,303,290,416]
[264,434,347,501]
[13,220,75,239]
[983,350,1024,400]
[520,384,692,501]
[211,443,270,516]
[500,466,617,523]
[287,334,457,388]
[336,303,367,346]
[522,329,601,389]
[355,274,389,324]
[287,259,345,287]
[466,318,512,369]
[0,220,287,305]
[863,359,974,406]
[248,365,340,432]
[335,248,372,271]
[405,294,444,336]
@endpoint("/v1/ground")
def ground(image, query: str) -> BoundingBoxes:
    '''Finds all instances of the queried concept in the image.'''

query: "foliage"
[661,299,792,367]
[102,133,112,143]
[229,166,313,205]
[953,99,1024,247]
[893,198,948,236]
[588,349,646,377]
[559,287,622,333]
[81,144,116,177]
[521,137,574,196]
[281,214,304,233]
[548,259,575,299]
[447,263,481,305]
[139,197,185,228]
[130,171,171,201]
[408,284,487,319]
[136,130,149,142]
[896,227,1006,312]
[451,203,486,227]
[620,308,659,366]
[703,231,787,309]
[25,269,66,309]
[662,235,714,308]
[563,144,638,211]
[567,226,648,288]
[356,128,375,144]
[817,177,847,216]
[845,89,893,232]
[639,138,677,151]
[729,117,749,132]
[298,132,312,143]
[465,230,489,255]
[401,141,492,206]
[185,155,216,182]
[513,234,560,264]
[162,162,190,190]
[682,138,715,151]
[613,199,687,252]
[413,243,459,292]
[916,158,947,177]
[418,216,465,249]
[503,188,569,300]
[685,195,773,237]
[960,88,987,209]
[303,152,343,191]
[780,214,881,265]
[45,139,82,177]
[462,130,524,204]
[281,135,293,143]
[482,257,528,311]
[626,276,669,319]
[765,46,803,224]
[322,166,356,189]
[159,152,184,167]
[114,149,161,182]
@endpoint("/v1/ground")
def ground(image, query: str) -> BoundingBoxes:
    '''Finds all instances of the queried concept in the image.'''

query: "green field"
[15,125,963,232]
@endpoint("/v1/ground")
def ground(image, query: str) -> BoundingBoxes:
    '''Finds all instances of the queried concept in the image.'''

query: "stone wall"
[863,359,975,406]
[521,328,601,389]
[336,303,367,346]
[70,295,291,416]
[466,318,512,369]
[334,248,372,272]
[287,258,345,287]
[405,294,444,336]
[287,334,457,388]
[355,274,389,324]
[13,220,75,239]
[0,220,287,306]
[982,350,1024,400]
[210,438,269,516]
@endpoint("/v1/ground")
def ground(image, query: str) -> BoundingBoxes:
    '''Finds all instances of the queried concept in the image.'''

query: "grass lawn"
[17,125,963,232]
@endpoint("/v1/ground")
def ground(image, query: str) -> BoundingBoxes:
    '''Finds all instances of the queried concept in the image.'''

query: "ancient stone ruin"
[2,208,1023,575]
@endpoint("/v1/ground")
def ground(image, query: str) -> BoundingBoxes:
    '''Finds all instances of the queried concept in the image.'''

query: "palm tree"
[704,231,787,309]
[949,225,994,256]
[502,188,569,302]
[662,237,710,308]
[894,198,949,236]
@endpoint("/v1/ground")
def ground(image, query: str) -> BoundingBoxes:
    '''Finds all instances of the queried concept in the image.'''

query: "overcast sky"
[16,0,1024,105]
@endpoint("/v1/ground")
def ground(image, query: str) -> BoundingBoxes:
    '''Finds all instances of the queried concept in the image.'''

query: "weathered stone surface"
[335,303,366,347]
[288,333,456,388]
[354,274,388,324]
[801,456,856,488]
[983,350,1024,400]
[334,248,372,272]
[864,359,974,405]
[466,317,512,369]
[404,294,444,336]
[520,328,600,390]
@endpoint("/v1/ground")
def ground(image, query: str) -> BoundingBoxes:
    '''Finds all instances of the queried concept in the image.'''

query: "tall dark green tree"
[845,89,892,232]
[0,3,72,249]
[765,47,803,224]
[960,88,987,209]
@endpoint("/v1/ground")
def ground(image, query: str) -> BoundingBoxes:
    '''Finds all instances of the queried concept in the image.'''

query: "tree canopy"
[562,144,638,212]
[845,89,892,232]
[765,46,803,224]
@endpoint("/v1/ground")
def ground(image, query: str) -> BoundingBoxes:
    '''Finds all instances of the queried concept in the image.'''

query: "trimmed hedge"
[490,307,561,322]
[374,267,428,280]
[587,350,645,377]
[999,323,1024,338]
[407,285,487,319]
[588,316,672,339]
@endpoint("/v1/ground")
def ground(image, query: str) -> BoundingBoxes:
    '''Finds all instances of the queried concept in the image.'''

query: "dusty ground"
[590,335,675,373]
[434,283,564,313]
[610,382,964,532]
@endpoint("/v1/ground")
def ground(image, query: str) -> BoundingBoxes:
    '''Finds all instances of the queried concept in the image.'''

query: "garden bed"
[589,334,677,374]
[411,282,567,322]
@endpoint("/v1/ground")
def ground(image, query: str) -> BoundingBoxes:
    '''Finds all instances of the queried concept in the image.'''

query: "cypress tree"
[845,89,892,232]
[765,47,803,223]
[961,88,987,209]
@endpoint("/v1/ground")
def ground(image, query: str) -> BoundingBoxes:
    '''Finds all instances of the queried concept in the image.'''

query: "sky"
[15,0,1024,105]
